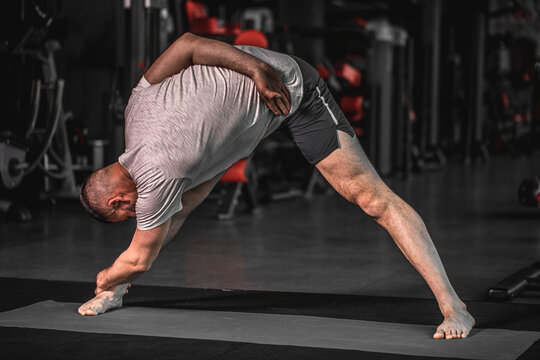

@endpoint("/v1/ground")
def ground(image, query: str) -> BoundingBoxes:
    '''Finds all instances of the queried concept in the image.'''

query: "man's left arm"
[94,220,171,294]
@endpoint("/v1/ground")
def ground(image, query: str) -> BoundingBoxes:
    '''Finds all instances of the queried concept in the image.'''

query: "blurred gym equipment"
[489,261,540,300]
[0,3,77,220]
[518,177,540,207]
[489,61,540,299]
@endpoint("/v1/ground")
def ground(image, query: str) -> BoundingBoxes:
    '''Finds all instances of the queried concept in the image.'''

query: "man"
[78,33,474,340]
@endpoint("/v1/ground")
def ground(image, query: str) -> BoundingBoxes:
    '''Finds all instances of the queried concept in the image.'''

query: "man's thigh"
[314,131,390,203]
[281,56,355,165]
[164,172,225,244]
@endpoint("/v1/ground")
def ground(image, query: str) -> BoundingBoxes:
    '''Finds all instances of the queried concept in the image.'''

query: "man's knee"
[357,194,388,219]
[350,183,391,219]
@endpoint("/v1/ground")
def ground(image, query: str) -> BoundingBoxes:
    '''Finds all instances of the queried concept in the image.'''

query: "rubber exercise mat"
[0,300,538,360]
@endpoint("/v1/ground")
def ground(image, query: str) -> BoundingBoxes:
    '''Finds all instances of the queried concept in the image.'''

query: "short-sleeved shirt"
[118,46,303,230]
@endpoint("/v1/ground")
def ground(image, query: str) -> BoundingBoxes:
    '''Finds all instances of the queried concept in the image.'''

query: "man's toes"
[86,303,102,315]
[79,305,96,316]
[85,309,97,316]
[433,330,445,339]
[83,306,95,315]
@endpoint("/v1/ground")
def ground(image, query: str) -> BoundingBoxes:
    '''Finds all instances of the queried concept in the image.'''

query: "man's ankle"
[440,299,467,317]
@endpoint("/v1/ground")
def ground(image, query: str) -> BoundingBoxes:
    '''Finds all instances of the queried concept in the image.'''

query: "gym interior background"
[1,0,540,359]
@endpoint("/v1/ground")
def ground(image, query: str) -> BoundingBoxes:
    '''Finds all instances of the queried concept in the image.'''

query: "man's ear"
[108,195,125,209]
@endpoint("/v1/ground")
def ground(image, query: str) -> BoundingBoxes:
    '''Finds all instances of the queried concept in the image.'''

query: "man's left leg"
[161,171,226,248]
[315,130,475,339]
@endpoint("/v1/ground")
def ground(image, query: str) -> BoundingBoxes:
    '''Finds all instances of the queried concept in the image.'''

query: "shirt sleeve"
[135,175,190,231]
[132,75,151,93]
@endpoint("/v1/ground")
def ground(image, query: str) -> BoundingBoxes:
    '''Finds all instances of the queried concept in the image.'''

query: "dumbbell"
[0,141,27,190]
[518,177,540,207]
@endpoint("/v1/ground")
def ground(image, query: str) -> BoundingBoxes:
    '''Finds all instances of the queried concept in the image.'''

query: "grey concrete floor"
[1,155,540,302]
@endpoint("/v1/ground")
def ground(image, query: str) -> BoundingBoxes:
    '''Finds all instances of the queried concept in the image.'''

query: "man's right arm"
[144,32,291,116]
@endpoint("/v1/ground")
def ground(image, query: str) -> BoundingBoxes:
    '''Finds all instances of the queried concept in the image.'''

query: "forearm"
[379,199,464,314]
[145,32,270,85]
[97,215,184,289]
[96,252,149,290]
[190,34,270,78]
[96,223,169,291]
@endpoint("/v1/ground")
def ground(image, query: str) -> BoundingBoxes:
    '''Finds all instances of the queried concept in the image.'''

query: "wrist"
[250,62,271,78]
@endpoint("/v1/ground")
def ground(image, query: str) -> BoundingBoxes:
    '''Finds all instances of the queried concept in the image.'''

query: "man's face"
[106,193,137,222]
[107,204,136,223]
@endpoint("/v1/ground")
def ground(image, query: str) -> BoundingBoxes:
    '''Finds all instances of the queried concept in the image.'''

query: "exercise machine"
[0,3,78,221]
[489,261,540,300]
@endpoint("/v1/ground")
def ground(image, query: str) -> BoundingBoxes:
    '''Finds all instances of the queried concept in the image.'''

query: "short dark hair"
[79,169,114,223]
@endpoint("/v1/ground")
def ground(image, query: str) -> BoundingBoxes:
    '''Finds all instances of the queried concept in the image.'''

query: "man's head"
[80,162,138,223]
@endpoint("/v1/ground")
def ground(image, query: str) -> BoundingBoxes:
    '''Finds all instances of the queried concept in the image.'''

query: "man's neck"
[112,162,137,193]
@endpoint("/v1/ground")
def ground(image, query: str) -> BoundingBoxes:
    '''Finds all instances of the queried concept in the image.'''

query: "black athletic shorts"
[279,55,355,165]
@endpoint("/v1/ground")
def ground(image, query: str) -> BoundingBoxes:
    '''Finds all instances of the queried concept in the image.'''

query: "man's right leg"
[313,131,474,339]
[282,55,473,339]
[78,172,224,316]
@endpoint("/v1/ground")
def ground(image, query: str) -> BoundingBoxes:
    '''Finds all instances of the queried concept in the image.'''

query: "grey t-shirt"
[118,46,303,230]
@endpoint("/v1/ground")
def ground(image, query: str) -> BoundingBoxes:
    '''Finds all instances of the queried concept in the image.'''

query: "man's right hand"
[252,64,292,117]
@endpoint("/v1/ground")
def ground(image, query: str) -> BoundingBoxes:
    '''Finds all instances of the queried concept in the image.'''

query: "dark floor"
[1,155,540,359]
[1,155,540,301]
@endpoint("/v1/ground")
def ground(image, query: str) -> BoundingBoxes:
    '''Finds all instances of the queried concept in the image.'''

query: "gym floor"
[1,154,540,359]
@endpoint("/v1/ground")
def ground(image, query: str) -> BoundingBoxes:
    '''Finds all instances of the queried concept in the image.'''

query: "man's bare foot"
[433,306,475,340]
[78,284,129,316]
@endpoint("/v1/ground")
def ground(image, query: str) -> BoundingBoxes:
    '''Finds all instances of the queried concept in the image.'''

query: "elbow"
[179,32,196,45]
[176,32,198,59]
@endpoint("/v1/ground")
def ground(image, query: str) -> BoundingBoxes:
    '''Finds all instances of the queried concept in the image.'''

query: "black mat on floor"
[1,277,540,360]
